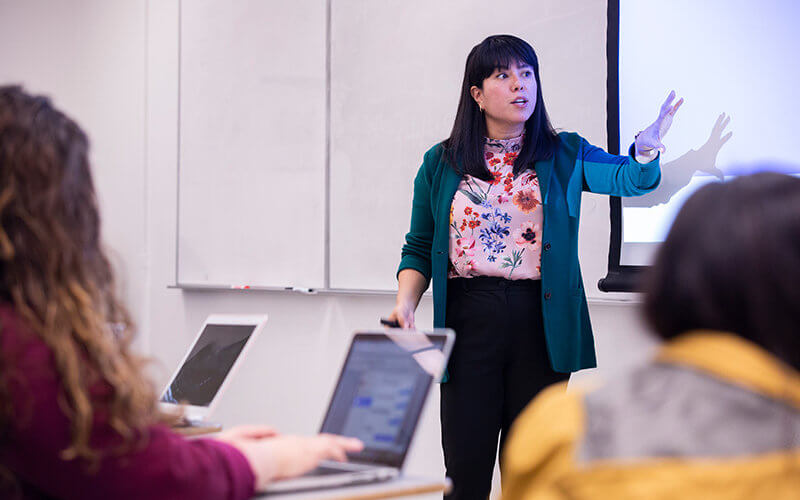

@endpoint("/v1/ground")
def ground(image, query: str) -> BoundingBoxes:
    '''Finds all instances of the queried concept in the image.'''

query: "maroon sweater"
[0,305,255,500]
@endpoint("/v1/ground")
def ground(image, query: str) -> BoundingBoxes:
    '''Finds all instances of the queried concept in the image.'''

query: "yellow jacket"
[502,331,800,500]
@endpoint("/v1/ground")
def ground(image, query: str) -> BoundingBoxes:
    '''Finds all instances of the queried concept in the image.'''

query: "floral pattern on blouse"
[448,134,543,280]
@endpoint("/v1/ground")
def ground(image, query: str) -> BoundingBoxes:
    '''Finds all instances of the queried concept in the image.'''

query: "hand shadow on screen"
[625,113,732,207]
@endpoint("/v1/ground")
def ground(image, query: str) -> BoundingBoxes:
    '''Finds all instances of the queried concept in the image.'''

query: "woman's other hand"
[387,301,416,329]
[218,429,364,491]
[390,268,428,330]
[635,90,684,160]
[387,269,428,328]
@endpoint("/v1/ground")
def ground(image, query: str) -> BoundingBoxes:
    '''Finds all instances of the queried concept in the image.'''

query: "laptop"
[159,314,268,426]
[262,328,455,494]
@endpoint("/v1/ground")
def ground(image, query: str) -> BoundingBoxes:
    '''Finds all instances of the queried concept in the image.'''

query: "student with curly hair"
[0,86,362,500]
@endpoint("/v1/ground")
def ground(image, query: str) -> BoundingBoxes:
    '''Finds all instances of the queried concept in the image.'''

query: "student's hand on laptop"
[263,434,364,482]
[213,425,280,490]
[221,432,364,490]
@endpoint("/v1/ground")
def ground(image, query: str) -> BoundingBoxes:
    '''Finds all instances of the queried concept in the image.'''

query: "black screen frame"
[318,333,447,469]
[160,323,257,407]
[598,0,648,293]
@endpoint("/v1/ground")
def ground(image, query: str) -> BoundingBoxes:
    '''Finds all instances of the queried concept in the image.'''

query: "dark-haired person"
[385,34,682,498]
[0,85,362,500]
[502,172,800,499]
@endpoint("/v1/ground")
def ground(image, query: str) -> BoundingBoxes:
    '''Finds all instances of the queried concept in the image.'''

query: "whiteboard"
[177,0,327,288]
[177,0,634,300]
[329,0,620,299]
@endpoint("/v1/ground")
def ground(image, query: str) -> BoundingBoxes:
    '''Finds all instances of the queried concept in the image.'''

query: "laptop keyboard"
[304,465,351,477]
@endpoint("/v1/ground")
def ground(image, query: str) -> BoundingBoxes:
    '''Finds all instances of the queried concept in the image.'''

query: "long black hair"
[444,35,558,181]
[643,171,800,371]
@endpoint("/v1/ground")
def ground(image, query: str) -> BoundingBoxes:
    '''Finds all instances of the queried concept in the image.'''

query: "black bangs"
[468,36,539,85]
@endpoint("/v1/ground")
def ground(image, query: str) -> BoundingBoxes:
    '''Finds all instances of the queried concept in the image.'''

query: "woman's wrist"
[634,148,658,164]
[396,296,417,311]
[634,131,659,163]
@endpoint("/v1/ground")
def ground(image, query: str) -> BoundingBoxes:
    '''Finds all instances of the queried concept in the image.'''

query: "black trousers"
[441,277,570,500]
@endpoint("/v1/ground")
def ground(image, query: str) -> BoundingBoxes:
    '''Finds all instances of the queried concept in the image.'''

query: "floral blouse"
[448,134,543,280]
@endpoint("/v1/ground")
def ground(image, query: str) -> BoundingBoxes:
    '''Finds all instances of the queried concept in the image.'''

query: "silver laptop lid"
[160,314,267,420]
[319,329,454,469]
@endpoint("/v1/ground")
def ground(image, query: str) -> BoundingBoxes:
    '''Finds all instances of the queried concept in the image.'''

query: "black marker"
[380,318,401,328]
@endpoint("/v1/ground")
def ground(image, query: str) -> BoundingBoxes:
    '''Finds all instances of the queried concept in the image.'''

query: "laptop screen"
[320,332,450,468]
[161,323,257,407]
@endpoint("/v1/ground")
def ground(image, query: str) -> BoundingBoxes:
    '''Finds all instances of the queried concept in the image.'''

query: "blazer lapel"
[435,163,463,253]
[534,154,554,204]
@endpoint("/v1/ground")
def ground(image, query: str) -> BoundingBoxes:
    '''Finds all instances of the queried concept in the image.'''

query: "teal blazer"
[398,132,661,373]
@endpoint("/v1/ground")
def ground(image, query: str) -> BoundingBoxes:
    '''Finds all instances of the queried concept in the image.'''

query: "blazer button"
[544,291,552,300]
[544,242,551,251]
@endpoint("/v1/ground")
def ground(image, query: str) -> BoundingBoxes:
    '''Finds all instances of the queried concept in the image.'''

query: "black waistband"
[448,276,541,291]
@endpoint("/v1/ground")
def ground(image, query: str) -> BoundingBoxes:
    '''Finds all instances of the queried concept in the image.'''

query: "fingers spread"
[670,97,684,115]
[659,90,676,115]
[721,131,733,144]
[712,112,726,134]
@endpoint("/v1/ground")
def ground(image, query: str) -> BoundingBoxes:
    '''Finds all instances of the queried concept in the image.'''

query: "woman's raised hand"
[635,90,684,158]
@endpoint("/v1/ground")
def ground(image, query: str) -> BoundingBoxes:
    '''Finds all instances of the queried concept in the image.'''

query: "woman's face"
[471,60,537,136]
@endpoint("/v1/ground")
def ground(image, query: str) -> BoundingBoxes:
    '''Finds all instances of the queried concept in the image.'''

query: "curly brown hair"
[0,86,164,473]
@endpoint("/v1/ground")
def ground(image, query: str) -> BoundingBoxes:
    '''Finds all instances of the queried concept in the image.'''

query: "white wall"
[2,1,661,498]
[0,0,148,341]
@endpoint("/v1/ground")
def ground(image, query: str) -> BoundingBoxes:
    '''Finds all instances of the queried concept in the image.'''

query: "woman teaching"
[386,35,682,498]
